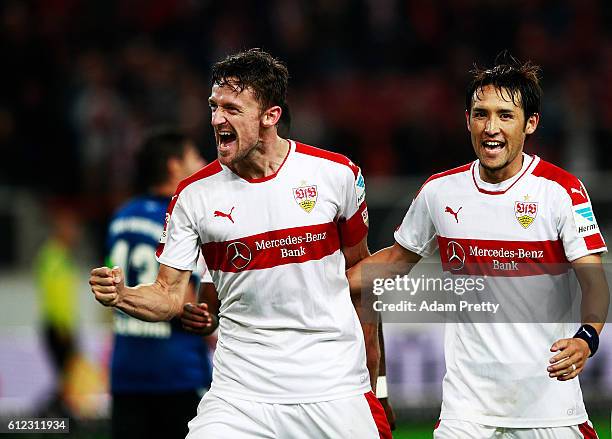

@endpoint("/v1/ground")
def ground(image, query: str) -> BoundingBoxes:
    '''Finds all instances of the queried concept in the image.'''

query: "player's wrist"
[376,376,388,399]
[573,324,599,357]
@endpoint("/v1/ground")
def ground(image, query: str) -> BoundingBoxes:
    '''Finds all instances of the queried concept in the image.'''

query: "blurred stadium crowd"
[2,0,612,200]
[1,2,612,434]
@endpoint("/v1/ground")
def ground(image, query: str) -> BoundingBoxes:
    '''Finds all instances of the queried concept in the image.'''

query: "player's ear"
[261,105,282,128]
[465,110,471,132]
[525,113,539,135]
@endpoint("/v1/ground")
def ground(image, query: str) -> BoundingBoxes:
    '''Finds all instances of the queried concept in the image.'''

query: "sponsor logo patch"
[573,202,599,237]
[446,241,466,271]
[515,201,538,229]
[355,170,366,206]
[575,206,594,221]
[226,241,252,270]
[293,185,318,213]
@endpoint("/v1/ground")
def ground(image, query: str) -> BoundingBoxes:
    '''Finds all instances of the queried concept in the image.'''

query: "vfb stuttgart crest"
[515,201,538,228]
[293,185,318,213]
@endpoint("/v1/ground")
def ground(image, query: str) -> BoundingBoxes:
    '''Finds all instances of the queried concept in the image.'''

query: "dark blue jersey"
[106,195,212,394]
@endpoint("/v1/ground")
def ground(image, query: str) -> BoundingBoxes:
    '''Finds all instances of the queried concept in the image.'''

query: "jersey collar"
[472,153,539,195]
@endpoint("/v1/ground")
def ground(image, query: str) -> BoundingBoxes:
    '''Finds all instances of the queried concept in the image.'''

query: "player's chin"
[216,150,234,166]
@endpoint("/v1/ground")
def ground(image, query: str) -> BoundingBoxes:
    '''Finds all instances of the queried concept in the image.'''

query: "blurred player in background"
[90,48,392,438]
[34,203,81,417]
[105,128,212,439]
[349,53,608,438]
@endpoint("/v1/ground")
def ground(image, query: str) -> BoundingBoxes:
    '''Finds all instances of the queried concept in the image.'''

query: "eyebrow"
[207,98,242,111]
[471,105,517,113]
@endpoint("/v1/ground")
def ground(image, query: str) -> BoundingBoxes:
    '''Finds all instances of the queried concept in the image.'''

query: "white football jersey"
[156,140,371,403]
[395,154,607,428]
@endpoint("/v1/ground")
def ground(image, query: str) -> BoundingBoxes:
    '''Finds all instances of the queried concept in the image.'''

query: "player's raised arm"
[89,263,190,322]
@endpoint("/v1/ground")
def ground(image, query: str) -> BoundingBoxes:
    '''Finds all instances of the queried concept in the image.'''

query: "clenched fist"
[89,266,125,307]
[182,303,218,335]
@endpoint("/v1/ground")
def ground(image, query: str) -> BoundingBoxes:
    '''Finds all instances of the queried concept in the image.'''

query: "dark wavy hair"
[466,51,542,126]
[135,127,189,192]
[211,48,289,113]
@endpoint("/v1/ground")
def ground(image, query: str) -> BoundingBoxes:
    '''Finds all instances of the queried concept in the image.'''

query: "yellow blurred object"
[34,239,77,331]
[62,354,109,419]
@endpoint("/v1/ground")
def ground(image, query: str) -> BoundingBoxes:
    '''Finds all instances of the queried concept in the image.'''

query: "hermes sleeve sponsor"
[572,202,600,237]
[355,169,366,207]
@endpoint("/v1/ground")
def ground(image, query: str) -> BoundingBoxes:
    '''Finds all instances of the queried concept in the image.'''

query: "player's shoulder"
[293,141,360,178]
[175,160,224,195]
[531,156,585,202]
[417,161,473,196]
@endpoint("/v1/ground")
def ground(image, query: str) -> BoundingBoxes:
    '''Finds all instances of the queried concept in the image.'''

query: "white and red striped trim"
[364,391,392,439]
[578,421,599,439]
[295,142,361,178]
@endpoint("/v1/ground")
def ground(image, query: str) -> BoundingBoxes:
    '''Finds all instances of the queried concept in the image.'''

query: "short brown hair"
[466,51,542,123]
[212,48,289,112]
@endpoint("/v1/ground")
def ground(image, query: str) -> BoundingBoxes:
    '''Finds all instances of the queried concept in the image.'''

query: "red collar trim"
[472,155,536,195]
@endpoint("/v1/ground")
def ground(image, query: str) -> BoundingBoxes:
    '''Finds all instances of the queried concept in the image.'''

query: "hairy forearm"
[116,282,183,322]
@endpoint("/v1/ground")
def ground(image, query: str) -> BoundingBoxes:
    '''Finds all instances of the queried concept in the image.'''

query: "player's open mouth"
[217,131,237,151]
[483,140,504,149]
[482,140,505,153]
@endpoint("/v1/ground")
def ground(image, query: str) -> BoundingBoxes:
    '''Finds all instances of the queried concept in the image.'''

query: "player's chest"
[431,185,558,240]
[199,177,341,243]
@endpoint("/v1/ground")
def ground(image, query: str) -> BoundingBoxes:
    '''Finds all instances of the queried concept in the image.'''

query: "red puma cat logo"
[445,206,462,223]
[214,207,235,223]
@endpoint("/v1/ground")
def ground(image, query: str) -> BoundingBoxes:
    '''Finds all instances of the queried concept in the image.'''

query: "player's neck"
[479,154,525,184]
[232,136,290,180]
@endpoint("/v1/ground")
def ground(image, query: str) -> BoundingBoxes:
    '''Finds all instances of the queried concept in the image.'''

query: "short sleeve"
[195,252,213,283]
[558,181,607,261]
[394,184,438,257]
[156,195,201,271]
[337,165,369,247]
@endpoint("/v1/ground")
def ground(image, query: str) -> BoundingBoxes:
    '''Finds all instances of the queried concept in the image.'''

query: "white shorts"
[187,391,392,439]
[434,419,599,439]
